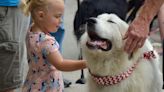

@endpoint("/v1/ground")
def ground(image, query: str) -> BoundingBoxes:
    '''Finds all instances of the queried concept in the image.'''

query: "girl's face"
[40,0,64,33]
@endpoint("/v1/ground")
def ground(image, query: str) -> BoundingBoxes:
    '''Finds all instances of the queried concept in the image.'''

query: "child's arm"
[47,50,87,71]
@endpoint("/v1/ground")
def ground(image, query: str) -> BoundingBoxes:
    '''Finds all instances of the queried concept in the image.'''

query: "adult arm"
[124,0,164,54]
[158,3,164,40]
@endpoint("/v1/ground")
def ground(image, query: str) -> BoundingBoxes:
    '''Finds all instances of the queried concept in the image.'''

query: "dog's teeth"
[87,40,108,49]
[100,44,107,49]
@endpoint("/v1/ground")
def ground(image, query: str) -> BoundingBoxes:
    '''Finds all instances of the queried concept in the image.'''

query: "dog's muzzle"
[86,18,112,51]
[86,39,112,51]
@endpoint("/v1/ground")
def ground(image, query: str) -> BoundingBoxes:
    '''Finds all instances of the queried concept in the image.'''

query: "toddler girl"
[22,0,86,91]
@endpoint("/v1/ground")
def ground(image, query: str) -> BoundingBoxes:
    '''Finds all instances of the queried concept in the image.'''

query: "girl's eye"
[54,15,62,19]
[54,16,60,18]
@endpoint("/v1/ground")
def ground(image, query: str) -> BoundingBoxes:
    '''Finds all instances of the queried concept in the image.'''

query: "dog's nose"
[87,18,97,26]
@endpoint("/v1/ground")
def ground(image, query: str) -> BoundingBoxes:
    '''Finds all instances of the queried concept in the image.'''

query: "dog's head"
[73,0,128,41]
[80,13,129,58]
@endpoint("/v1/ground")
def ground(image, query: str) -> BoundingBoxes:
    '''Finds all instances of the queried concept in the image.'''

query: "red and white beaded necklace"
[89,51,156,86]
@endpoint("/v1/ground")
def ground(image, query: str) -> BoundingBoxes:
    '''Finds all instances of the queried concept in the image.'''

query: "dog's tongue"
[88,41,107,49]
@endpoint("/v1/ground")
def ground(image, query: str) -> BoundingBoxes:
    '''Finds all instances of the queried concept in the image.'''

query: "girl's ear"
[37,11,45,20]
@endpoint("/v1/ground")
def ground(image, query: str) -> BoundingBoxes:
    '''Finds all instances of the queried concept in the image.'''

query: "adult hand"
[123,18,149,54]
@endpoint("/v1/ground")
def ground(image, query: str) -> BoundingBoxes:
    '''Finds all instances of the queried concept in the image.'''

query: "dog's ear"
[74,24,86,41]
[118,19,129,49]
[118,20,129,38]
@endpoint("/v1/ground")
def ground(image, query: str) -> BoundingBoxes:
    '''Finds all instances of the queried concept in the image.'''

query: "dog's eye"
[107,20,115,23]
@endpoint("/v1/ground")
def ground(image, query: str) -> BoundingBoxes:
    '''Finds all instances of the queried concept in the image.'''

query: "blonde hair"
[21,0,49,16]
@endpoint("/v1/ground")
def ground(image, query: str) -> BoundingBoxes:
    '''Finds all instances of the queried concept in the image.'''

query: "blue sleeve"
[0,0,20,6]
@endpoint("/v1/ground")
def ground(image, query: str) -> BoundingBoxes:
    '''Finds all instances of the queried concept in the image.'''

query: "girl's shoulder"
[27,24,55,42]
[27,31,59,56]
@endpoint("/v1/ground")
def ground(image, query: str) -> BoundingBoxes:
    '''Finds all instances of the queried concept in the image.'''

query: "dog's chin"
[86,39,112,51]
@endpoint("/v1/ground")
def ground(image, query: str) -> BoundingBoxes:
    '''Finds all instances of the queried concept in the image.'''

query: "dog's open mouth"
[86,31,112,51]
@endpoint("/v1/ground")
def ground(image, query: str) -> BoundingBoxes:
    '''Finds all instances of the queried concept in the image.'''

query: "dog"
[78,13,163,92]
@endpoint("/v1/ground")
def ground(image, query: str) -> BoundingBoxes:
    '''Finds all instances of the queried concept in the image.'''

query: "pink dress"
[23,30,64,92]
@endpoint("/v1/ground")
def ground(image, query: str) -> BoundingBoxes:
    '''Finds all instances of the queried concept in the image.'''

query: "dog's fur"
[79,13,162,92]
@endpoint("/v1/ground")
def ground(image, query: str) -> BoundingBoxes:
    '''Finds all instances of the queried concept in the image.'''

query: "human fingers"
[124,35,134,54]
[123,31,128,40]
[124,27,139,53]
[135,30,147,48]
[128,31,143,53]
[138,38,146,48]
[128,37,141,53]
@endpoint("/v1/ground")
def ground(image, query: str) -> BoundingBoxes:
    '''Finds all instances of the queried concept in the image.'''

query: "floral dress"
[22,30,64,92]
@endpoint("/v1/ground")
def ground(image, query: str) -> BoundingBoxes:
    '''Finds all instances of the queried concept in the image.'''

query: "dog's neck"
[86,51,132,76]
[88,50,156,86]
